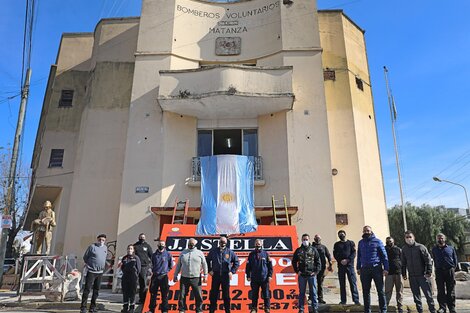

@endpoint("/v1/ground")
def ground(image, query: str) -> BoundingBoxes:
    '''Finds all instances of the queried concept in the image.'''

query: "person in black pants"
[385,237,404,313]
[312,234,333,304]
[121,245,141,313]
[147,239,173,313]
[134,233,153,303]
[80,234,108,313]
[356,226,388,313]
[333,230,360,305]
[206,235,240,313]
[431,233,458,313]
[246,239,273,313]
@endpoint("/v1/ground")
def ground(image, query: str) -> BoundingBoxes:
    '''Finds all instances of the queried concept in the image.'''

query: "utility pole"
[0,69,31,286]
[384,66,408,232]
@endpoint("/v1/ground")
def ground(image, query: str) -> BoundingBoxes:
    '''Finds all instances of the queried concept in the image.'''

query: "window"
[49,149,64,168]
[323,69,336,81]
[197,130,212,157]
[197,129,258,156]
[355,77,364,91]
[59,90,74,107]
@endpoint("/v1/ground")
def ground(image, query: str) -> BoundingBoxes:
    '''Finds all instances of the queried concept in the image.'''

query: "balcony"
[189,156,264,186]
[158,65,294,119]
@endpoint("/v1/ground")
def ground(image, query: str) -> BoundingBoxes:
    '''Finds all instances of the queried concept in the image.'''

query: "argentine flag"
[196,155,257,235]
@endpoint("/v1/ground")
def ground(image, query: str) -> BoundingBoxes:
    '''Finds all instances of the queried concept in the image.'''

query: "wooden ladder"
[172,198,189,224]
[271,195,290,225]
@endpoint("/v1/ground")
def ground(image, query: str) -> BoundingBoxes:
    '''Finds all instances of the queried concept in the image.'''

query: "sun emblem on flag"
[220,192,235,203]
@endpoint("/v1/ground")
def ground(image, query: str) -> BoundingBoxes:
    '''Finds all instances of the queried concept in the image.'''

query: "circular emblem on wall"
[220,192,235,203]
[171,227,180,232]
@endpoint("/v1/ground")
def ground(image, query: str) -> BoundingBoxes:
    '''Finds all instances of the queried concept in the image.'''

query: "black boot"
[121,303,129,313]
[129,303,135,313]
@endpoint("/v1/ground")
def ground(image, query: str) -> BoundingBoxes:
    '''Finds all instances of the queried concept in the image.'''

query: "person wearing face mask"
[121,245,142,313]
[246,239,273,313]
[134,233,154,304]
[401,230,436,313]
[146,240,173,313]
[312,234,333,304]
[333,230,360,305]
[174,238,208,313]
[206,235,240,313]
[384,237,403,313]
[292,234,321,313]
[356,226,389,313]
[80,234,108,313]
[431,233,458,313]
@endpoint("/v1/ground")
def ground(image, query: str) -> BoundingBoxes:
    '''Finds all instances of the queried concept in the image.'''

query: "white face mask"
[405,238,415,245]
[302,240,309,247]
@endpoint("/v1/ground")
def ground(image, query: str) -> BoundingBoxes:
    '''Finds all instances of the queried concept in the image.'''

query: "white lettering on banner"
[276,273,297,286]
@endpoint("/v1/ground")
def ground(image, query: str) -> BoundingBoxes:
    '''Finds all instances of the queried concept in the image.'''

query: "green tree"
[388,202,470,255]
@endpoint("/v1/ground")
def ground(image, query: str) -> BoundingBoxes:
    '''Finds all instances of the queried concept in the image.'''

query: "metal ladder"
[172,198,189,224]
[271,195,290,225]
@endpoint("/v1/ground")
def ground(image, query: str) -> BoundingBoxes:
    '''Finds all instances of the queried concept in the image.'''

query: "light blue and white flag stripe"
[196,155,257,235]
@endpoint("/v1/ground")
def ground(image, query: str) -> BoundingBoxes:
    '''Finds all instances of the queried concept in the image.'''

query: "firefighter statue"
[31,200,56,254]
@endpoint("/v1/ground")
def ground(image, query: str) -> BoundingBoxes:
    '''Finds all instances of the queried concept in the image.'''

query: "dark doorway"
[213,129,242,155]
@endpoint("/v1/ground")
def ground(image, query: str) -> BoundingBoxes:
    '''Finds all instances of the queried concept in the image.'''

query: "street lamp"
[432,177,470,216]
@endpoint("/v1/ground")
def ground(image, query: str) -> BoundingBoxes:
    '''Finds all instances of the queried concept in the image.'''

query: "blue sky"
[1,0,470,210]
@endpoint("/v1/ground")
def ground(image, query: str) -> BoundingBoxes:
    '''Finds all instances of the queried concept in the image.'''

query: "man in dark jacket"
[134,233,153,303]
[402,230,436,313]
[246,239,273,313]
[385,237,403,313]
[357,226,389,313]
[312,234,333,304]
[147,239,173,313]
[333,230,360,305]
[292,233,321,313]
[431,233,458,313]
[206,235,240,313]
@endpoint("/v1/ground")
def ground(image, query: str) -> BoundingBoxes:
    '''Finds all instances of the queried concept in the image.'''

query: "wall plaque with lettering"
[215,37,241,56]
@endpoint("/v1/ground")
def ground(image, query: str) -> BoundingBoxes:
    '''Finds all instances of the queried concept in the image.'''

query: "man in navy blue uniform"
[333,230,360,305]
[431,233,458,313]
[357,225,389,313]
[207,235,240,313]
[246,239,273,313]
[146,239,172,313]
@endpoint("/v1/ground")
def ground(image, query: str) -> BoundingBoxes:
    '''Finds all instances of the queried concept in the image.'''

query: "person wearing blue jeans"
[292,234,321,313]
[334,230,360,305]
[357,226,389,313]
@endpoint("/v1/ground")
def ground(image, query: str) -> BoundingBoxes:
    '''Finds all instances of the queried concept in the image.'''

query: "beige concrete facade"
[319,11,389,242]
[27,1,388,262]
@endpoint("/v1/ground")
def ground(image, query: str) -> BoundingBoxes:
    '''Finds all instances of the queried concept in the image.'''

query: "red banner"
[143,224,300,312]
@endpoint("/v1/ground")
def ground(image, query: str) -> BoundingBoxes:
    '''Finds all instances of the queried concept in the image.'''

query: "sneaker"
[339,302,346,305]
[319,300,326,304]
[354,302,361,305]
[80,308,87,313]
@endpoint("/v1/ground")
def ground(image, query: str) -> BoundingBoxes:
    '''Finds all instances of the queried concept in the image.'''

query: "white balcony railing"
[191,156,263,182]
